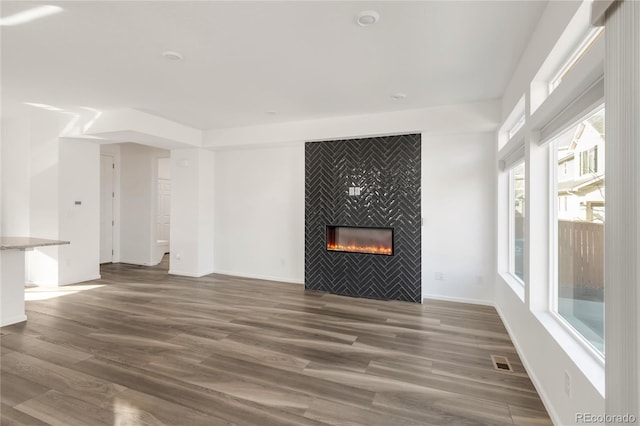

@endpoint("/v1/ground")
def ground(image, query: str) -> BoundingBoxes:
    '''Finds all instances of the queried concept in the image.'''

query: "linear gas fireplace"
[326,226,393,256]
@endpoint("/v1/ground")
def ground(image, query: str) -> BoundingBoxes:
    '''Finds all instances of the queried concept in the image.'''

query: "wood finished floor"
[1,259,552,426]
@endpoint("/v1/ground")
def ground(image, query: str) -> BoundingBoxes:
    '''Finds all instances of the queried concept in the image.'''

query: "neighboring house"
[557,108,605,223]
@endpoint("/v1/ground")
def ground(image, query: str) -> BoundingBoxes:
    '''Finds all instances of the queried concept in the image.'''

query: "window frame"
[546,104,606,360]
[508,161,526,286]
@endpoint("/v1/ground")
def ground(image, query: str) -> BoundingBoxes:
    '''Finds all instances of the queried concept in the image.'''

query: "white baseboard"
[61,274,102,285]
[118,259,154,266]
[168,269,215,278]
[212,270,304,285]
[1,314,27,327]
[494,304,561,426]
[421,293,495,307]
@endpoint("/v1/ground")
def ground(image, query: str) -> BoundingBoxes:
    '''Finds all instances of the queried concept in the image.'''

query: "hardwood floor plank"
[0,258,552,425]
[0,345,11,357]
[509,404,555,426]
[72,355,325,426]
[199,352,377,408]
[0,332,93,367]
[372,391,515,426]
[14,390,114,426]
[1,352,128,408]
[0,402,50,426]
[0,370,50,407]
[109,389,229,426]
[304,398,425,426]
[141,352,313,413]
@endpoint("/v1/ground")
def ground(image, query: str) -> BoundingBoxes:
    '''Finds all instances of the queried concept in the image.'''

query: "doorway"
[100,154,114,263]
[156,157,171,262]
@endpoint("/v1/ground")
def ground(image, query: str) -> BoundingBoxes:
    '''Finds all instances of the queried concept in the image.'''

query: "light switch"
[348,187,355,196]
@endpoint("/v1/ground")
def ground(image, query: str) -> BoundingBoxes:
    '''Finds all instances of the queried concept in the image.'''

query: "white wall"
[422,132,496,304]
[58,138,100,284]
[197,151,215,275]
[0,111,101,286]
[119,143,153,265]
[210,102,499,299]
[1,117,31,236]
[169,148,215,277]
[214,144,305,283]
[157,157,170,180]
[26,111,63,285]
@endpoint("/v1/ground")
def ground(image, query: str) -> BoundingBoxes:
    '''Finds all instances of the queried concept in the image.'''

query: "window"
[510,162,526,282]
[552,107,605,354]
[549,27,604,94]
[499,95,525,150]
[580,146,598,175]
[508,115,526,140]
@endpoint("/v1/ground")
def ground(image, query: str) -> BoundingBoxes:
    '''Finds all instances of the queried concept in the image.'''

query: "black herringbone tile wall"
[305,134,421,303]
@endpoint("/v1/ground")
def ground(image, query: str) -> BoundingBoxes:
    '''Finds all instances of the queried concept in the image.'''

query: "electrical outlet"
[434,272,444,281]
[564,371,571,397]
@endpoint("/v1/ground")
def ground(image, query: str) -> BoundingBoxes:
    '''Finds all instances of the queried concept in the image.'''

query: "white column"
[169,149,215,277]
[604,0,640,421]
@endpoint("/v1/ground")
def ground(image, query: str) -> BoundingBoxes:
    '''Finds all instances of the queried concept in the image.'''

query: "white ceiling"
[1,1,547,130]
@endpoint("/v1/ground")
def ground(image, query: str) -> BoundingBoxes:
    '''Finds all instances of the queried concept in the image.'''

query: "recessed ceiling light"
[356,10,380,27]
[391,92,407,100]
[0,5,62,26]
[162,51,183,61]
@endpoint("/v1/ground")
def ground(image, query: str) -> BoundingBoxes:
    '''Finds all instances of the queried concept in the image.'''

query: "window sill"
[500,272,525,302]
[532,310,605,396]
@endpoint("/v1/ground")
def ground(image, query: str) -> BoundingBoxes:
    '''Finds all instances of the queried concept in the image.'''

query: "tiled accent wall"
[305,133,421,302]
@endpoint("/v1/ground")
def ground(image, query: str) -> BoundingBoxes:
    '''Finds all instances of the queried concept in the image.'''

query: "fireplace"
[305,133,421,302]
[326,226,393,256]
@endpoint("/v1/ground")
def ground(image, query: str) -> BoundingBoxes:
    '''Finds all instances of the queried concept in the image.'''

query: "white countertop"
[0,237,70,251]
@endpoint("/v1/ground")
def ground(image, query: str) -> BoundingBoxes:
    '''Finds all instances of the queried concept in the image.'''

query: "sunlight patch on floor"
[25,284,104,301]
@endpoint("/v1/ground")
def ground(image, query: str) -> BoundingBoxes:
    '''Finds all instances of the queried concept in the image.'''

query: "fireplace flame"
[327,243,392,255]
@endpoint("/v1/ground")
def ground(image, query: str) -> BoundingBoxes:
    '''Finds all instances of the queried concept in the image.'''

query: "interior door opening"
[100,154,114,264]
[156,157,171,263]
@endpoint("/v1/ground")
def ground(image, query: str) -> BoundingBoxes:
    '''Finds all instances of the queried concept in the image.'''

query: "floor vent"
[491,355,513,372]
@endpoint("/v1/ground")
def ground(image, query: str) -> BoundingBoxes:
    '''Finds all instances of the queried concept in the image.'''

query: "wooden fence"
[558,220,604,289]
